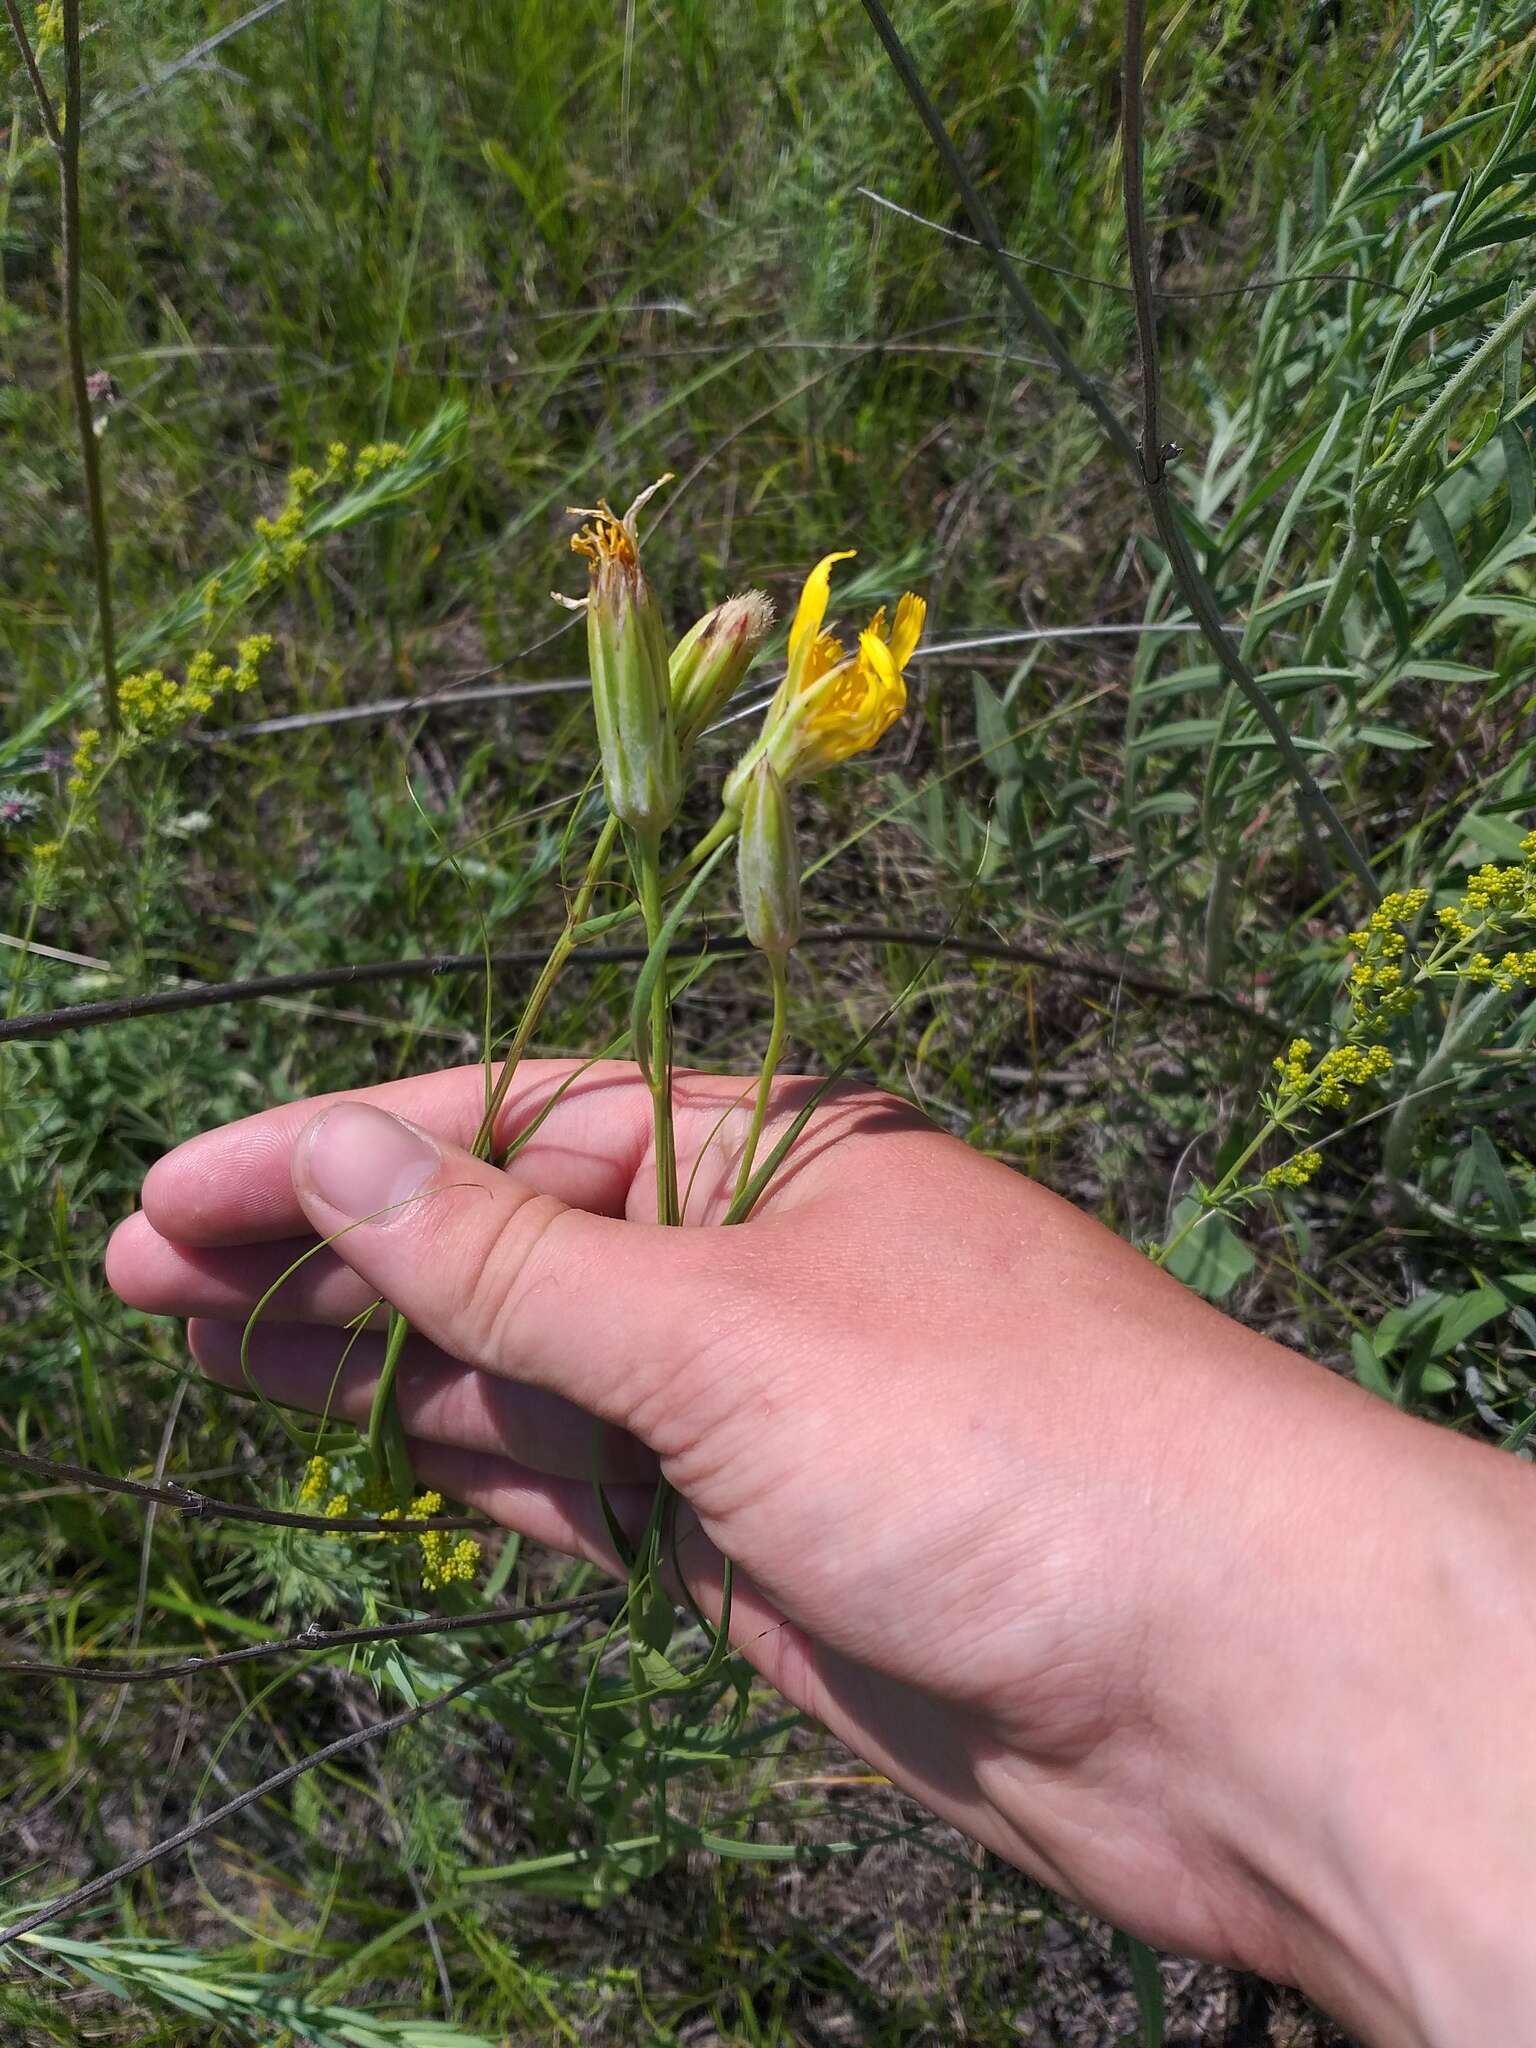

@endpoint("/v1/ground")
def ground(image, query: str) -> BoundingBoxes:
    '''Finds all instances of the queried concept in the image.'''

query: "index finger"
[139,1059,657,1247]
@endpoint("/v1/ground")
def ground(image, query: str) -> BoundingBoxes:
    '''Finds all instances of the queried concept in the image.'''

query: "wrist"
[1173,1377,1536,2046]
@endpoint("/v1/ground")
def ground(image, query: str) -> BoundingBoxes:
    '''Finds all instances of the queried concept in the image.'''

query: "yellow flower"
[724,551,924,810]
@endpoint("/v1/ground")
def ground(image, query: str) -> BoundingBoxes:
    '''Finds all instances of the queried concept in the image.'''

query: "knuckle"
[457,1187,569,1364]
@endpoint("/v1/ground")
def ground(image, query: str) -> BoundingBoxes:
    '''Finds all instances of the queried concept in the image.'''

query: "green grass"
[3,0,1536,2039]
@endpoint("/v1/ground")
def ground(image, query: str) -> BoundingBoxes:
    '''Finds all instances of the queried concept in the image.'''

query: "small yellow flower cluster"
[30,840,61,864]
[1463,862,1531,916]
[1465,948,1536,990]
[299,1470,481,1590]
[1314,1042,1393,1108]
[114,635,273,741]
[297,1454,330,1507]
[1271,1036,1391,1111]
[1263,1150,1322,1189]
[354,440,406,484]
[67,726,101,798]
[1344,890,1426,1024]
[1271,1036,1314,1095]
[420,1526,482,1590]
[33,0,62,52]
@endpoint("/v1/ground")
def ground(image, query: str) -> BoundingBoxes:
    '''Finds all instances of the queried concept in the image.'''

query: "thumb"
[290,1100,741,1441]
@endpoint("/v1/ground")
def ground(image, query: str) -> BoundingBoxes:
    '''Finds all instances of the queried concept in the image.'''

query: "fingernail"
[300,1103,439,1222]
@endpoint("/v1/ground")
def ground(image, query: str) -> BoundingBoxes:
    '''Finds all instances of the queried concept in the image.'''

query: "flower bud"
[736,759,801,958]
[669,590,775,746]
[566,487,682,839]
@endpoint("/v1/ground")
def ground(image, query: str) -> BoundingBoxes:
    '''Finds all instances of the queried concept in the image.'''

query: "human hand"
[107,1061,1536,2047]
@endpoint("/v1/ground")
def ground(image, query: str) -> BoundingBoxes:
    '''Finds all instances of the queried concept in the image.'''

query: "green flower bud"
[736,759,801,958]
[669,590,775,747]
[567,486,682,839]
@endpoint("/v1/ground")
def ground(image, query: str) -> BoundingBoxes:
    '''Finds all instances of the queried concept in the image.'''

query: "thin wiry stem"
[0,1617,592,1949]
[58,0,119,731]
[855,0,1135,463]
[858,0,1380,908]
[0,924,1283,1046]
[856,186,1411,301]
[0,1446,488,1533]
[0,1590,615,1686]
[2,0,64,145]
[1117,0,1378,906]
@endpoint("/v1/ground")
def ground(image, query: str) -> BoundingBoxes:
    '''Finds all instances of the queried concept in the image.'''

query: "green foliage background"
[2,0,1535,2039]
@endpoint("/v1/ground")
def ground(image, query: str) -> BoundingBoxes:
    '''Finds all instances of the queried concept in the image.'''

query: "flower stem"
[733,951,790,1207]
[472,815,620,1160]
[632,830,679,1226]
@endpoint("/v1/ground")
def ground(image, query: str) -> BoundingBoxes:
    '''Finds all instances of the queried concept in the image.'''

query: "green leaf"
[1455,1130,1523,1233]
[1402,272,1518,348]
[1350,724,1431,752]
[1125,1935,1165,2048]
[1356,106,1502,202]
[1351,1333,1396,1399]
[1450,213,1536,257]
[1162,1200,1254,1302]
[1372,555,1413,655]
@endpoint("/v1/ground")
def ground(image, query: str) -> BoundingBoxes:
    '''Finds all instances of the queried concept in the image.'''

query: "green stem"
[473,815,620,1160]
[1155,1117,1281,1268]
[367,816,621,1505]
[671,809,737,884]
[633,830,678,1227]
[733,951,790,1206]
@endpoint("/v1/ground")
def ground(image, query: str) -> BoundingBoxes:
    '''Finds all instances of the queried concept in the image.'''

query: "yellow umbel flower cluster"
[1270,1036,1393,1111]
[1263,1150,1322,1189]
[113,635,273,744]
[253,441,380,587]
[1464,948,1536,990]
[1314,1042,1394,1107]
[33,0,61,52]
[296,1465,479,1589]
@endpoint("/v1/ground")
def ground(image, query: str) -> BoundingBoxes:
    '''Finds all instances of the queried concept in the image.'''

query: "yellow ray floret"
[726,554,924,805]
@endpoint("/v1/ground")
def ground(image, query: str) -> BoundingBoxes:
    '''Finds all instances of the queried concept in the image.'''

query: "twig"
[1121,0,1377,903]
[0,1447,489,1533]
[0,1617,592,1949]
[85,0,293,126]
[854,0,1135,462]
[858,0,1380,908]
[2,0,63,145]
[58,0,119,731]
[0,1590,613,1686]
[0,1589,614,1687]
[194,624,1202,742]
[0,923,1282,1045]
[856,186,1411,301]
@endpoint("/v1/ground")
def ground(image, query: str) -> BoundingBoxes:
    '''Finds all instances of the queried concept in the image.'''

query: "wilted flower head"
[561,479,682,840]
[723,551,924,813]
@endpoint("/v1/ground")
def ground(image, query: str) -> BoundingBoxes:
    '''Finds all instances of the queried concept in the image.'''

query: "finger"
[288,1100,760,1445]
[188,1318,658,1482]
[136,1059,902,1251]
[107,1213,386,1328]
[140,1060,659,1248]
